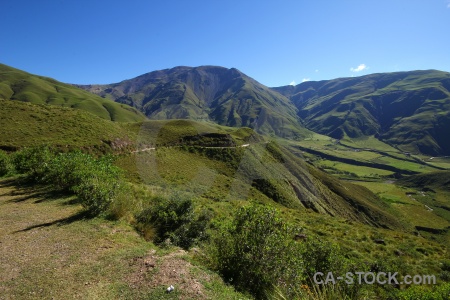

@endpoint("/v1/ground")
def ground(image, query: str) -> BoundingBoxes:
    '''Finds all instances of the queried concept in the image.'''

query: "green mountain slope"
[273,70,450,155]
[0,64,145,122]
[78,66,310,138]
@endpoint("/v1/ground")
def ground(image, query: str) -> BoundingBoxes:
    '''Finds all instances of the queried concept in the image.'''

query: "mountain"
[0,64,145,122]
[77,66,310,138]
[273,70,450,155]
[4,63,450,155]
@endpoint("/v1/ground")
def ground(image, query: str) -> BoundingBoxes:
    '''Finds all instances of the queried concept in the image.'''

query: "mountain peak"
[78,66,310,138]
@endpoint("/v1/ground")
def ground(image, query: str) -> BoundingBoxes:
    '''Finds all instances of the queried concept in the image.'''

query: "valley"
[1,64,450,299]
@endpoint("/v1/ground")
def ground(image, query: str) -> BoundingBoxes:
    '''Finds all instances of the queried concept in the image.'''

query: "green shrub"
[396,282,450,300]
[136,194,211,249]
[302,238,345,280]
[47,153,123,215]
[207,204,355,299]
[10,147,124,215]
[43,151,93,191]
[11,146,54,181]
[0,150,14,177]
[208,204,304,299]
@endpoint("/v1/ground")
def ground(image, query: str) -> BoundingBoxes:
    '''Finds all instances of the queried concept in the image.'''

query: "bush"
[208,204,304,299]
[48,153,123,215]
[207,204,354,299]
[396,282,450,300]
[43,151,92,191]
[302,238,345,280]
[0,150,14,177]
[11,146,54,181]
[136,194,211,249]
[10,147,124,215]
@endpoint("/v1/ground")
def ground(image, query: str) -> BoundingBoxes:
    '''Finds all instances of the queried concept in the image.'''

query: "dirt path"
[0,179,132,299]
[131,143,253,153]
[0,178,240,300]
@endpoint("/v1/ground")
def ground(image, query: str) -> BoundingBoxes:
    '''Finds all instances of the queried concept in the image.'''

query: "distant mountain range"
[2,63,449,155]
[274,70,450,155]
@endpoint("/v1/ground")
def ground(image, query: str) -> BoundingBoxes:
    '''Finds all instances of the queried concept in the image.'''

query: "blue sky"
[1,0,450,87]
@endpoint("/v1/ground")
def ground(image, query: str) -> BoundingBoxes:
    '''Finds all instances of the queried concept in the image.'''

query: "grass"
[340,136,400,152]
[398,171,450,192]
[317,160,393,178]
[125,129,405,228]
[277,131,450,250]
[353,181,450,229]
[135,119,263,148]
[1,97,450,298]
[1,149,448,299]
[419,156,450,169]
[281,133,441,183]
[0,99,136,151]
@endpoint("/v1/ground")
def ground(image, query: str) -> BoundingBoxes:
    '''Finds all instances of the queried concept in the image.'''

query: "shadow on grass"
[12,210,93,233]
[1,177,96,233]
[0,177,74,204]
[0,177,23,188]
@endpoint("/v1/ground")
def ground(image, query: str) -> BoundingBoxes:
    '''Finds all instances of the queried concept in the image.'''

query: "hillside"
[0,97,400,229]
[77,66,310,138]
[397,170,450,192]
[118,119,401,229]
[0,99,135,151]
[2,94,449,299]
[2,175,447,299]
[0,64,145,122]
[274,70,450,155]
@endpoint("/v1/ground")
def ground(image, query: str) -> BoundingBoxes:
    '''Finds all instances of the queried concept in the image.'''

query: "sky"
[1,0,450,87]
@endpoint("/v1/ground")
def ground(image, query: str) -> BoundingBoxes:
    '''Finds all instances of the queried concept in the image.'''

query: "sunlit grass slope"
[0,63,145,122]
[0,99,135,151]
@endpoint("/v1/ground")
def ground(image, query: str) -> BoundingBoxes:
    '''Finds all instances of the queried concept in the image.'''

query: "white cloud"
[302,78,310,82]
[315,69,319,73]
[289,80,296,86]
[447,0,450,8]
[350,64,368,72]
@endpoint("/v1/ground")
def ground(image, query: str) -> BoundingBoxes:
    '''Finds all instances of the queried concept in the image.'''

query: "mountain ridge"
[3,62,450,155]
[77,65,311,139]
